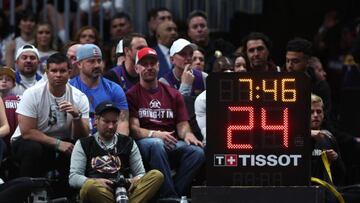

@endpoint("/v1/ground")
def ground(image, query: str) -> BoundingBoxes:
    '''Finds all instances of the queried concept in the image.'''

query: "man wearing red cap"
[127,47,205,199]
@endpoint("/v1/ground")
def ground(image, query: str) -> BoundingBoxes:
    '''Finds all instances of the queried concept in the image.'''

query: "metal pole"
[64,0,70,42]
[43,0,48,22]
[76,0,81,31]
[88,0,93,26]
[99,0,104,39]
[10,0,15,27]
[111,0,115,17]
[54,0,58,40]
[32,0,37,13]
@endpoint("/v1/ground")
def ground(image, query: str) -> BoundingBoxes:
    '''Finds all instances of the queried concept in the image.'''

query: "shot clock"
[206,72,311,186]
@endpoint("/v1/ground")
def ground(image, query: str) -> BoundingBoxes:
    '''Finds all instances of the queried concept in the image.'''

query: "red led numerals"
[261,108,289,148]
[227,106,254,149]
[227,106,289,149]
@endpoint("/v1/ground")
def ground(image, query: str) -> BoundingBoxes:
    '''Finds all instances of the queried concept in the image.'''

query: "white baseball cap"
[15,44,40,61]
[169,38,197,57]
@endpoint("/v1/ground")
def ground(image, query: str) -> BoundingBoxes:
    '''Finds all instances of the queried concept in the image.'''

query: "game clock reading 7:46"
[206,72,311,186]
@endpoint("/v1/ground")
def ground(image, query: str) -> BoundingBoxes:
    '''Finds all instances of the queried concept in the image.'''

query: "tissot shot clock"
[206,72,311,186]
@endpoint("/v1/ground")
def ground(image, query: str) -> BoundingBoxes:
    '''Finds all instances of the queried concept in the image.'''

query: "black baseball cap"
[95,101,120,116]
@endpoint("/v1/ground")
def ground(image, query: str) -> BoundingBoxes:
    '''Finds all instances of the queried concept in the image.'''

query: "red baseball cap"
[135,47,158,64]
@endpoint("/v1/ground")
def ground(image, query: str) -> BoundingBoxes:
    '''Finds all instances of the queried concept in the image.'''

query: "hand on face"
[181,64,195,85]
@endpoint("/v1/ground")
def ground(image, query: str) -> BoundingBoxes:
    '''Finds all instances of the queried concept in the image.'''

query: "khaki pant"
[80,170,164,203]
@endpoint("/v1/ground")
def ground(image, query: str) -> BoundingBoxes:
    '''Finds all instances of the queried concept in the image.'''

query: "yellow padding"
[321,151,333,183]
[311,177,345,203]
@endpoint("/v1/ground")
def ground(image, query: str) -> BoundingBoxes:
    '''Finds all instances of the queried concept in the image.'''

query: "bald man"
[153,21,178,78]
[66,44,82,78]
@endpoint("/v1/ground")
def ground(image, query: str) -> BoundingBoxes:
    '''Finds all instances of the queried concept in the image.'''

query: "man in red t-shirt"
[127,47,204,199]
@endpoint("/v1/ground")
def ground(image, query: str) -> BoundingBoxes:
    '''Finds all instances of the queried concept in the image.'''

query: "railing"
[3,0,263,42]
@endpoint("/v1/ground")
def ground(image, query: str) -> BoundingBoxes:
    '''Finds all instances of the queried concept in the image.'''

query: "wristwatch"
[73,111,82,120]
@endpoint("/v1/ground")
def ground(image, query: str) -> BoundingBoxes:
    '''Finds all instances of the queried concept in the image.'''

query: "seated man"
[310,94,345,185]
[10,53,90,195]
[69,101,163,203]
[127,47,205,199]
[159,38,207,97]
[70,44,129,135]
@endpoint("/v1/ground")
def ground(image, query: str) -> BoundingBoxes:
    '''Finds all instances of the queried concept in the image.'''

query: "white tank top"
[15,36,34,54]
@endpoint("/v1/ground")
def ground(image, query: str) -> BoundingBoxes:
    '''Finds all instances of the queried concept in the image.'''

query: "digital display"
[206,72,311,186]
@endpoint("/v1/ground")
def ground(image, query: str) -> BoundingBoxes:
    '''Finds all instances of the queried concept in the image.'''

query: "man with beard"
[11,53,89,197]
[242,32,280,72]
[153,20,178,78]
[69,101,163,203]
[285,38,332,117]
[70,44,129,135]
[127,47,204,199]
[11,44,42,95]
[104,33,148,92]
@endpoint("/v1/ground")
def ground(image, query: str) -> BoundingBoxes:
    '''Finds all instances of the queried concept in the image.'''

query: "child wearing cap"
[0,67,15,98]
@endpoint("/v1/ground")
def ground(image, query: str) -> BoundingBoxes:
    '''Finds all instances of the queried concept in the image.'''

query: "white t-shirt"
[11,82,90,142]
[10,74,39,96]
[194,90,206,145]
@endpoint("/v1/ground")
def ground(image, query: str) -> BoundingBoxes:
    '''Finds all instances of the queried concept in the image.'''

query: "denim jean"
[136,137,205,198]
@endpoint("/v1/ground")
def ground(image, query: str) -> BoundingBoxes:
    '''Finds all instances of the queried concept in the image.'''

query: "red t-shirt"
[3,95,20,147]
[127,82,189,136]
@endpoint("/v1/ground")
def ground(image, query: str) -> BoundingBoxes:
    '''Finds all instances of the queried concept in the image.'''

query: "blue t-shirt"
[70,76,128,133]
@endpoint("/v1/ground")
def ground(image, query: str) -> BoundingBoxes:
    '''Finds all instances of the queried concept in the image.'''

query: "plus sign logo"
[214,154,238,167]
[225,154,238,167]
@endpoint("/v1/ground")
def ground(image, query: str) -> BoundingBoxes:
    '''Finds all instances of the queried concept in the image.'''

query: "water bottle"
[180,196,188,203]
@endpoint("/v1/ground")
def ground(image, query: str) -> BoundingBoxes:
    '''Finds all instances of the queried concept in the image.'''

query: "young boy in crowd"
[0,67,15,98]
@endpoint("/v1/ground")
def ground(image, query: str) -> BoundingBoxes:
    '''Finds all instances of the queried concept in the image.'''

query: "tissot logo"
[214,154,238,167]
[214,154,302,167]
[149,99,161,108]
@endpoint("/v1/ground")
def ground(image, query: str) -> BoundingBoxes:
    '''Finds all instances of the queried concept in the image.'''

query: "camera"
[113,173,129,203]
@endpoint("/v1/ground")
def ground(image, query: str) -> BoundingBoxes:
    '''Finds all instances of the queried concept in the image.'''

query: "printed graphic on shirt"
[138,99,174,122]
[91,155,121,174]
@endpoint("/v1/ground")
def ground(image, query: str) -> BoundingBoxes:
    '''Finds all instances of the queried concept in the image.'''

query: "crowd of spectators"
[0,3,360,203]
